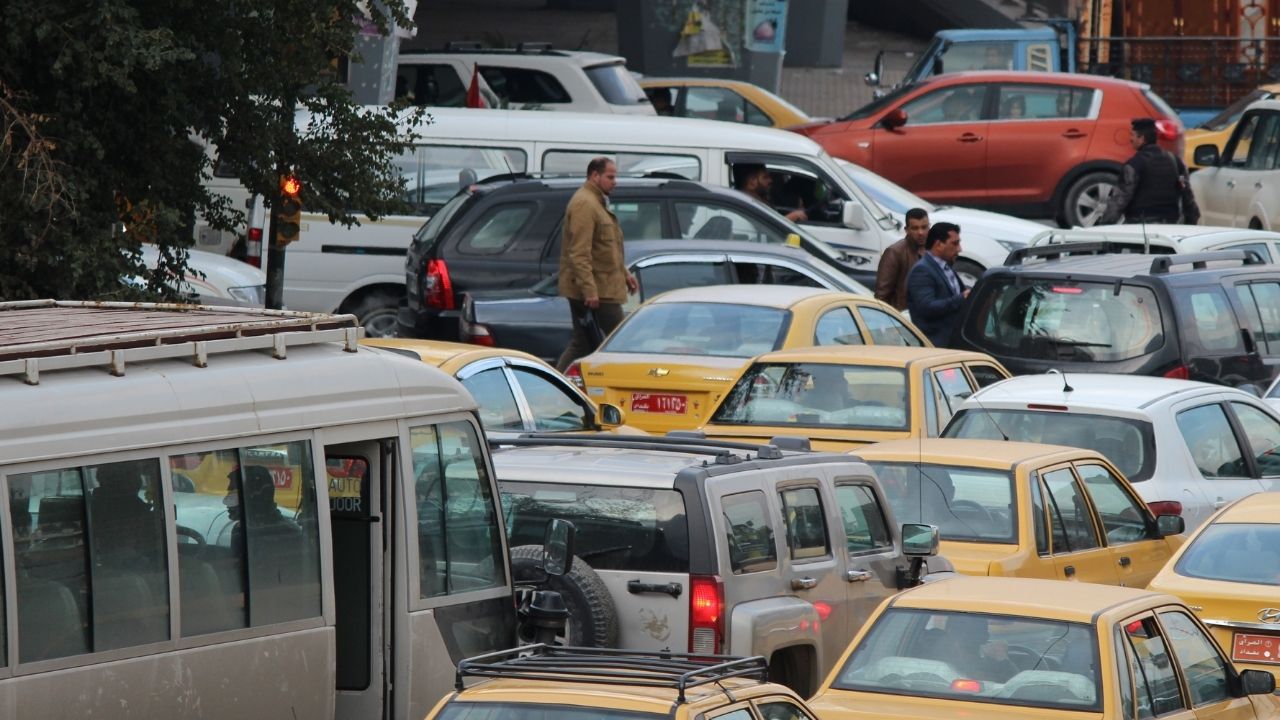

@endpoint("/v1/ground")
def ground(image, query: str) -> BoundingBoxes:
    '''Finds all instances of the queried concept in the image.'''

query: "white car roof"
[403,49,627,69]
[968,373,1222,414]
[1028,225,1280,253]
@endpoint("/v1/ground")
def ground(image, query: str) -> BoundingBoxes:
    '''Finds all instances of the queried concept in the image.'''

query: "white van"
[202,108,1009,333]
[0,301,517,719]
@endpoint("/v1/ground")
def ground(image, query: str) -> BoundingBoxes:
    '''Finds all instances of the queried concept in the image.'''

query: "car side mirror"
[901,523,940,557]
[1241,669,1276,696]
[597,402,626,429]
[1193,144,1220,167]
[842,202,867,230]
[542,518,576,577]
[882,108,908,130]
[1156,514,1185,538]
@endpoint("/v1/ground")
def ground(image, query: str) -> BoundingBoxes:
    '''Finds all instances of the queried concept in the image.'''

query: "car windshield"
[842,163,936,214]
[585,63,649,105]
[1198,89,1273,131]
[602,302,790,358]
[437,703,661,720]
[867,462,1016,543]
[943,409,1155,482]
[833,609,1100,711]
[499,481,688,572]
[711,362,909,430]
[411,191,471,250]
[1174,522,1280,586]
[965,278,1163,363]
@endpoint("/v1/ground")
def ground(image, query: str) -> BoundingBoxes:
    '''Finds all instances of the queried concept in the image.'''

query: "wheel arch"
[1051,160,1125,219]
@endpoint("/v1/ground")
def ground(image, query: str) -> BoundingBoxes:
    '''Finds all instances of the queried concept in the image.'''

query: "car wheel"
[1062,172,1118,227]
[510,545,618,648]
[954,258,985,289]
[345,290,400,338]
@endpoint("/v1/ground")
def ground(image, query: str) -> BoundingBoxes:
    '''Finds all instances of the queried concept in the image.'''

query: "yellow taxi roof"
[1216,491,1280,524]
[452,675,781,714]
[361,338,542,371]
[649,285,865,310]
[754,345,994,367]
[853,438,1097,471]
[893,576,1167,624]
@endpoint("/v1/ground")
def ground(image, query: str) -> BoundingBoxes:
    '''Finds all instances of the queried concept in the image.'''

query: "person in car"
[875,207,930,311]
[733,163,807,223]
[907,222,969,347]
[934,615,1021,682]
[1100,118,1200,225]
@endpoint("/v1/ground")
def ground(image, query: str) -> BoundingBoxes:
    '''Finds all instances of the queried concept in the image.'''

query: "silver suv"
[396,43,654,115]
[491,434,950,697]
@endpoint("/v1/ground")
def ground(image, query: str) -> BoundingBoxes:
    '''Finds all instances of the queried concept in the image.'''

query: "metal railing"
[1079,37,1280,109]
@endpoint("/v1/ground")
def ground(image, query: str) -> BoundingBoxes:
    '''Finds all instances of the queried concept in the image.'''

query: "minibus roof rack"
[493,433,790,461]
[455,645,768,704]
[0,300,360,385]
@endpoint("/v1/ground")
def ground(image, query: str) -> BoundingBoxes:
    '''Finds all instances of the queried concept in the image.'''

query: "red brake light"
[461,321,494,346]
[1147,500,1182,517]
[245,227,264,268]
[564,362,584,389]
[423,259,455,310]
[1164,364,1190,380]
[1051,286,1083,294]
[1155,118,1180,142]
[1027,403,1069,411]
[951,679,983,693]
[689,574,724,655]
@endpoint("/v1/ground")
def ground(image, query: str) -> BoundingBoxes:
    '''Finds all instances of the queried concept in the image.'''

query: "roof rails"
[492,432,789,461]
[0,301,360,385]
[1027,228,1180,251]
[455,644,768,704]
[1149,249,1264,274]
[1004,240,1172,266]
[436,41,561,54]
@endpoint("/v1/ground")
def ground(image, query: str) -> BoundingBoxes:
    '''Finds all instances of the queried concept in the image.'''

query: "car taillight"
[564,361,584,389]
[246,227,263,268]
[423,259,455,310]
[1164,364,1190,380]
[1155,118,1180,142]
[1147,500,1183,517]
[689,574,724,655]
[461,320,494,346]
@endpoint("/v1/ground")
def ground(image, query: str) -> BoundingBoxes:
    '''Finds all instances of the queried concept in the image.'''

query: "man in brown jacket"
[556,157,638,371]
[874,207,930,311]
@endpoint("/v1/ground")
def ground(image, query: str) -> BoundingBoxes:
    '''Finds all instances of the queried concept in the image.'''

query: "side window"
[859,306,923,347]
[397,145,528,216]
[457,203,535,255]
[1030,473,1049,555]
[1242,111,1280,170]
[834,484,892,553]
[933,366,976,418]
[996,84,1097,120]
[542,150,701,180]
[1123,616,1188,717]
[511,367,588,432]
[674,201,784,243]
[1234,281,1280,354]
[412,422,506,598]
[1157,610,1231,707]
[636,261,734,300]
[1175,288,1246,355]
[779,487,830,560]
[814,307,864,346]
[1230,401,1280,477]
[396,63,468,107]
[1042,467,1101,552]
[724,155,851,226]
[901,85,986,124]
[1176,404,1248,478]
[460,367,526,432]
[1224,112,1262,166]
[479,67,570,104]
[967,363,1007,388]
[756,263,825,288]
[721,491,777,574]
[684,86,752,123]
[1076,463,1152,544]
[757,700,816,720]
[923,371,942,437]
[611,200,664,241]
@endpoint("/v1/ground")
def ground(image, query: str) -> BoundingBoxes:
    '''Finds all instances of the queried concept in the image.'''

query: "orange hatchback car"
[792,71,1183,227]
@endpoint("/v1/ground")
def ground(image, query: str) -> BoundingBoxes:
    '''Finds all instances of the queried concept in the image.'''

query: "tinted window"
[834,485,892,552]
[901,85,985,124]
[1076,463,1151,545]
[397,64,468,106]
[458,203,535,255]
[1175,287,1244,354]
[757,701,815,720]
[1234,281,1280,354]
[722,491,777,574]
[460,367,525,432]
[779,487,829,559]
[1043,467,1100,552]
[584,63,646,105]
[1230,401,1280,476]
[1224,112,1263,167]
[512,367,588,432]
[1122,616,1187,717]
[675,202,784,243]
[1174,522,1280,585]
[713,363,909,430]
[869,463,1015,543]
[971,279,1162,362]
[1176,404,1247,478]
[480,67,570,104]
[967,363,1006,388]
[738,262,826,289]
[684,86,770,126]
[814,307,864,346]
[1200,88,1272,132]
[603,302,790,358]
[859,306,924,346]
[412,192,472,251]
[636,262,733,300]
[501,482,688,573]
[612,200,664,240]
[542,150,700,180]
[1157,611,1231,707]
[995,84,1095,120]
[933,366,975,417]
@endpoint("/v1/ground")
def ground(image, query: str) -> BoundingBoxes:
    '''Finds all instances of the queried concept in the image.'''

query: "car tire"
[345,289,401,338]
[1062,172,1118,228]
[510,545,619,648]
[954,258,985,289]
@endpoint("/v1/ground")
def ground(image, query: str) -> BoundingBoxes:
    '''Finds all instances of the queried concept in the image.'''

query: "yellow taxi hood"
[938,540,1020,576]
[808,688,1098,720]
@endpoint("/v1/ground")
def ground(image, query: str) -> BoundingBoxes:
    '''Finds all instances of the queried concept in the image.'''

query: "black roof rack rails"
[443,41,484,51]
[455,644,768,704]
[490,433,787,461]
[1149,249,1263,274]
[1004,241,1170,266]
[515,41,554,53]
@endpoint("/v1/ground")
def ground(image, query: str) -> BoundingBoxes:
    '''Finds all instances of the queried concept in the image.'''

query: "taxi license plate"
[1232,632,1280,665]
[631,393,687,415]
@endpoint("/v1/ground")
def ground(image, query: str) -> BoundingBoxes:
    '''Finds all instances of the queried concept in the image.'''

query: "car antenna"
[1048,367,1074,394]
[1142,217,1149,255]
[501,155,517,184]
[967,389,1010,442]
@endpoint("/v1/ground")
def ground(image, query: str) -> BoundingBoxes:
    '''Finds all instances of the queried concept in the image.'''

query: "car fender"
[1050,160,1125,216]
[332,274,406,313]
[728,596,823,667]
[1247,193,1276,230]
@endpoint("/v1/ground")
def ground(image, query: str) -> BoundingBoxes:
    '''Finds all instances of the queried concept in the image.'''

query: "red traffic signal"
[275,174,303,246]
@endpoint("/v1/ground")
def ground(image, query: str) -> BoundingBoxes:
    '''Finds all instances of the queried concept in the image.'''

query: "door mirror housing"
[1155,514,1185,538]
[597,402,626,429]
[842,201,868,230]
[542,518,576,577]
[882,108,908,130]
[1193,144,1221,167]
[901,523,940,557]
[1241,669,1276,696]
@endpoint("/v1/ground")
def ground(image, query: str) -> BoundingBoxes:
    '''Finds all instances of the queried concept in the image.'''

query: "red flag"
[466,64,486,108]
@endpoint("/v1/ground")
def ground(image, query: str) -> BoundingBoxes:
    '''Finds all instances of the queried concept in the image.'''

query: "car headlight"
[227,285,266,306]
[995,239,1026,252]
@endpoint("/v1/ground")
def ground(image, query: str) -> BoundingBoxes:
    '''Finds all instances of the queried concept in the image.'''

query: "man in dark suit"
[907,222,969,347]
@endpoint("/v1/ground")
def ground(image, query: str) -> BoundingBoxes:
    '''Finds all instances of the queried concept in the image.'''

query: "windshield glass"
[585,63,648,105]
[965,279,1163,363]
[602,302,790,358]
[867,462,1015,543]
[944,409,1155,482]
[1198,89,1272,131]
[1174,522,1280,585]
[833,609,1100,711]
[438,703,659,720]
[711,362,909,430]
[411,192,471,250]
[842,162,935,214]
[843,82,916,121]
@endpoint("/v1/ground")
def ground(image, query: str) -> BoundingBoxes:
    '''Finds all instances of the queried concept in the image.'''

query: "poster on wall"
[745,0,788,53]
[674,0,737,67]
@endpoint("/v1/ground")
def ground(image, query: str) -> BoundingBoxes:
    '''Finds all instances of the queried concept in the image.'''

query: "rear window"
[867,462,1016,543]
[602,302,790,358]
[411,192,473,252]
[944,409,1155,482]
[711,362,909,431]
[1174,523,1280,586]
[585,63,648,105]
[966,278,1163,363]
[499,481,688,573]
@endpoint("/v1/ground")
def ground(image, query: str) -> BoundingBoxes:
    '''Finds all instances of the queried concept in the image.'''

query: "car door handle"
[1227,180,1237,188]
[1118,556,1132,567]
[791,576,818,590]
[1063,565,1076,578]
[846,569,874,582]
[1061,129,1088,139]
[627,580,683,598]
[957,133,983,143]
[1257,181,1264,189]
[1214,497,1227,509]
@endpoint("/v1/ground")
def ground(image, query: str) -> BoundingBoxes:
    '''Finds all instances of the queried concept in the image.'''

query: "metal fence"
[1079,36,1280,109]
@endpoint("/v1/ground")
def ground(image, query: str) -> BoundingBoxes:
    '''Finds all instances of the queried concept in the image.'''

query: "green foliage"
[0,0,422,302]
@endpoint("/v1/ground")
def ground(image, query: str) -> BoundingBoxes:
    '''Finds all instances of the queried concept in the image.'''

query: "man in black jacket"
[1100,118,1200,225]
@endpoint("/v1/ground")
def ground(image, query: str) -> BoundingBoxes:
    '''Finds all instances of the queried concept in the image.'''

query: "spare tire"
[510,545,619,648]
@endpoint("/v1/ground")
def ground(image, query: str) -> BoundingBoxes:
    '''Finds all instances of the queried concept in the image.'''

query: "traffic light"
[275,175,303,246]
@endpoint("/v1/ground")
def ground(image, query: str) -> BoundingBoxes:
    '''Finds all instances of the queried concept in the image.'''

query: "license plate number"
[1233,632,1280,665]
[631,393,687,414]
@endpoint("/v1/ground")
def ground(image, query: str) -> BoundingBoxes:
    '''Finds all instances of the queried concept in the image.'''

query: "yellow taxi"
[426,645,819,719]
[362,339,638,436]
[570,285,927,434]
[853,439,1183,586]
[640,77,813,128]
[1186,84,1280,168]
[1148,492,1280,681]
[809,575,1280,720]
[694,345,1009,450]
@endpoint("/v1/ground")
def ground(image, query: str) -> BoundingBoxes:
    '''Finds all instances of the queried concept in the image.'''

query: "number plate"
[1233,632,1280,665]
[631,393,688,415]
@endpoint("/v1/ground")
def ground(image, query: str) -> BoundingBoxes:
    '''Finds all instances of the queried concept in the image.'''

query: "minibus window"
[412,421,506,597]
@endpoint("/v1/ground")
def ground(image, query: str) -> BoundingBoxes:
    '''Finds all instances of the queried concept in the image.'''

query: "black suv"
[399,176,874,339]
[954,243,1280,390]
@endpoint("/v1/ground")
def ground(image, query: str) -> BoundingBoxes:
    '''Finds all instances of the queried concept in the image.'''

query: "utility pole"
[265,97,299,310]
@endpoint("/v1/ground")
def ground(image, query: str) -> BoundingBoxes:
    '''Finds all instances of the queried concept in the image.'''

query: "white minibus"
[0,301,517,719]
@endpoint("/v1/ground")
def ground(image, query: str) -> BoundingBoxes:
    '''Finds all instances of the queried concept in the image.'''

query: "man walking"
[907,222,969,347]
[1100,118,1200,225]
[556,156,637,371]
[874,207,930,311]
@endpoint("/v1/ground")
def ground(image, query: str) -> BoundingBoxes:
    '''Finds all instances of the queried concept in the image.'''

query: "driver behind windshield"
[733,163,807,223]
